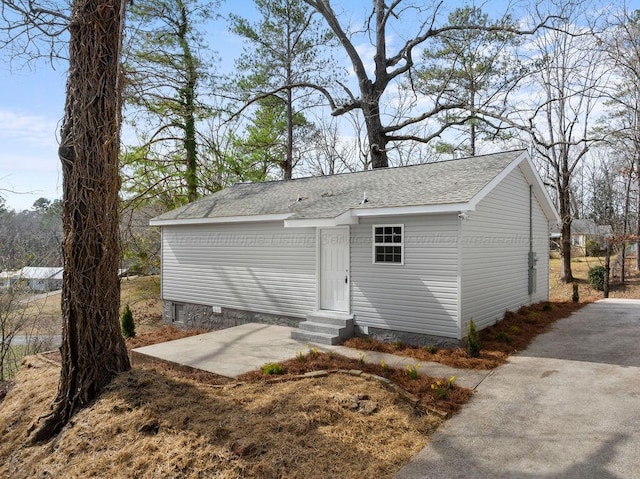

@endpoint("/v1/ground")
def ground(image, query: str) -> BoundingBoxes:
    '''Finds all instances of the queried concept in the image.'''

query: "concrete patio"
[131,322,489,389]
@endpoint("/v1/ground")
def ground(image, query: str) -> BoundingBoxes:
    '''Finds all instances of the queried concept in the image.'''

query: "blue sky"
[1,0,637,211]
[0,0,252,211]
[0,64,66,211]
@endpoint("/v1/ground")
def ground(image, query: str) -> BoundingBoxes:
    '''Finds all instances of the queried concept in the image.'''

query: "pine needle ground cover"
[345,301,586,369]
[0,353,469,479]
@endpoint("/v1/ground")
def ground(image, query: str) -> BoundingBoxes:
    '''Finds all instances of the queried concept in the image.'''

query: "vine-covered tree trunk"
[31,0,131,443]
[559,172,574,283]
[178,0,199,203]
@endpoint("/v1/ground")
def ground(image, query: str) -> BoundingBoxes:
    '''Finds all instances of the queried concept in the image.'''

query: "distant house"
[550,219,612,255]
[12,267,64,292]
[150,150,558,346]
[0,270,19,289]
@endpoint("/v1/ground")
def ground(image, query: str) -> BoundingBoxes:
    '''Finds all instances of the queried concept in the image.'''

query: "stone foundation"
[162,300,301,331]
[354,325,462,348]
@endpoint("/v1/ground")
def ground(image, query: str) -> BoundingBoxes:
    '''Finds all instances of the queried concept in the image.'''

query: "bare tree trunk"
[284,19,294,180]
[285,86,294,179]
[31,0,130,443]
[362,99,389,169]
[604,239,611,298]
[469,87,476,156]
[636,154,640,271]
[622,169,632,284]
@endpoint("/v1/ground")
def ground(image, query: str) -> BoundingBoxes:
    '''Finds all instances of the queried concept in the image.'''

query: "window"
[373,225,404,264]
[173,303,185,323]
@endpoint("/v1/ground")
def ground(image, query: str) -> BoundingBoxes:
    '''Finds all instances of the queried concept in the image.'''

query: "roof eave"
[149,213,293,227]
[283,203,473,228]
[467,151,560,224]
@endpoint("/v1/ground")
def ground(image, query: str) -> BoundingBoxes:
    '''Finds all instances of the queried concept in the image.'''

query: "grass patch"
[20,275,163,336]
[549,256,640,302]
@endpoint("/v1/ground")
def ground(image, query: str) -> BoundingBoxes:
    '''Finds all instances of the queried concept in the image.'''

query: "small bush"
[424,345,438,354]
[588,265,606,291]
[406,363,421,380]
[262,363,284,375]
[542,303,553,312]
[585,239,601,257]
[465,319,481,358]
[121,304,135,338]
[495,332,511,343]
[380,359,389,372]
[431,376,456,400]
[572,283,579,303]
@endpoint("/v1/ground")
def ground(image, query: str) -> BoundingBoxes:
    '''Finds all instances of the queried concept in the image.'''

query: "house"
[11,267,64,292]
[550,219,612,255]
[150,150,558,346]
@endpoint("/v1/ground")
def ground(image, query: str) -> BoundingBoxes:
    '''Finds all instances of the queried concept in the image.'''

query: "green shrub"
[262,363,284,375]
[585,239,601,257]
[121,304,135,338]
[542,303,553,312]
[572,283,579,303]
[424,345,438,354]
[495,332,511,343]
[406,363,420,380]
[588,265,606,291]
[465,319,480,358]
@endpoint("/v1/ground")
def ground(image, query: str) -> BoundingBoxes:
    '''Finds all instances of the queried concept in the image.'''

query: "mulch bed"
[238,351,472,417]
[343,301,587,369]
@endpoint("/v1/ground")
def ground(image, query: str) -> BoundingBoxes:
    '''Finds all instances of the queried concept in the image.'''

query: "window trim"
[372,224,405,265]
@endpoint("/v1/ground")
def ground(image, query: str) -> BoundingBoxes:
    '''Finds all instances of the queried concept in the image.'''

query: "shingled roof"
[151,150,546,225]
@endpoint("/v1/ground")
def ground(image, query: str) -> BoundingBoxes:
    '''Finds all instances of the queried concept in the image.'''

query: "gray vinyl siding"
[161,222,316,318]
[351,214,460,338]
[461,166,550,333]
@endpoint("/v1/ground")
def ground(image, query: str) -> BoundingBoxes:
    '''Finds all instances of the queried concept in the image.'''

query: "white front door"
[320,227,350,312]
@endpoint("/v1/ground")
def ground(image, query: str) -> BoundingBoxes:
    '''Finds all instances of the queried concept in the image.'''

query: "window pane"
[374,227,403,263]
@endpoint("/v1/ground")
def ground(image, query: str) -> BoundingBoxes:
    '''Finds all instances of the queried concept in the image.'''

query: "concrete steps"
[291,311,354,345]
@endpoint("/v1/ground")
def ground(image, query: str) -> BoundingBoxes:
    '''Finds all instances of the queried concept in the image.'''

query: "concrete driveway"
[396,299,640,479]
